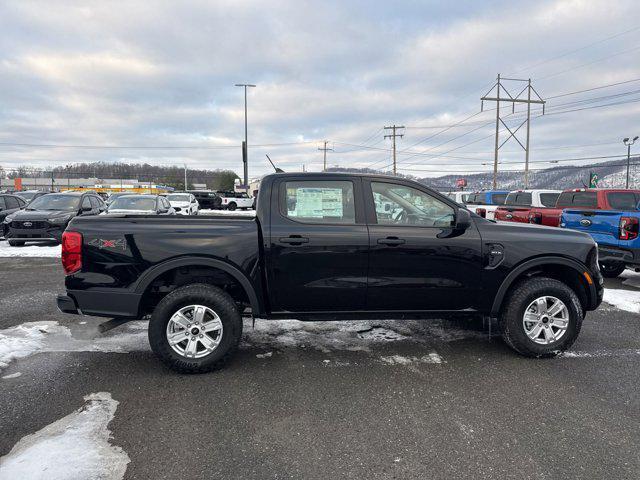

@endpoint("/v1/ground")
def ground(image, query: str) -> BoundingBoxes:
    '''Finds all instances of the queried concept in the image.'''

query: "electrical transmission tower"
[384,125,405,175]
[481,74,545,189]
[318,140,333,171]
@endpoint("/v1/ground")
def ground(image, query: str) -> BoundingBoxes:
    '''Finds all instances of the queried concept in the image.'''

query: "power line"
[0,140,318,150]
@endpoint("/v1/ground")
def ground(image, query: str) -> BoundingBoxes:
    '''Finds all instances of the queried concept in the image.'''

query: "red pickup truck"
[494,190,561,223]
[528,189,640,227]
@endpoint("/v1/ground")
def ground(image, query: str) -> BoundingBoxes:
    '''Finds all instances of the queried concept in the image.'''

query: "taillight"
[529,212,542,224]
[476,208,486,218]
[620,217,639,241]
[62,231,82,274]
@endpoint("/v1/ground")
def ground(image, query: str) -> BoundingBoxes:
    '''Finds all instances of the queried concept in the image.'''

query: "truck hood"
[105,209,157,215]
[11,209,75,221]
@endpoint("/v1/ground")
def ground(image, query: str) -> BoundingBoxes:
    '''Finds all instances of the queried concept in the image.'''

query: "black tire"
[8,240,25,247]
[499,277,583,358]
[227,202,237,211]
[599,261,626,278]
[148,284,243,373]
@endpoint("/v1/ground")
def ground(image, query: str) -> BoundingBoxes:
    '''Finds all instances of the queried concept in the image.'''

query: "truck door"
[266,177,369,312]
[364,179,483,311]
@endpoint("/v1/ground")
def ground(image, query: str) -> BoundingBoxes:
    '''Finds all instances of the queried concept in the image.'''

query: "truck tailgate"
[561,209,620,246]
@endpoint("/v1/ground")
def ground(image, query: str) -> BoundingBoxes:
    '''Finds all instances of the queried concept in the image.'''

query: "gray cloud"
[0,0,639,178]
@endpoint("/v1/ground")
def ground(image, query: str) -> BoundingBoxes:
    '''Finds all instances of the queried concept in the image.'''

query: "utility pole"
[235,83,256,188]
[481,74,545,189]
[318,141,333,171]
[623,136,638,188]
[384,125,405,175]
[183,163,188,190]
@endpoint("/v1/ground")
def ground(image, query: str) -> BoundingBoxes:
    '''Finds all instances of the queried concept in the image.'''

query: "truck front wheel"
[148,284,243,373]
[599,261,626,278]
[499,277,583,358]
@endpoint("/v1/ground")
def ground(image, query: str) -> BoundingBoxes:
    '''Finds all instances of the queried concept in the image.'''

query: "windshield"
[110,197,156,211]
[17,192,39,201]
[27,194,79,211]
[168,194,190,202]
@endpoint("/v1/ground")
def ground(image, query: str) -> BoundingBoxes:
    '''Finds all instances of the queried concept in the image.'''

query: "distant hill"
[327,157,640,191]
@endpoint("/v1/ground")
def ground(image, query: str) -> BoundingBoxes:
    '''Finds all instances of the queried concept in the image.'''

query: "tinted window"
[110,196,157,211]
[492,193,507,205]
[82,197,92,210]
[168,194,190,202]
[467,193,484,205]
[372,182,455,228]
[607,192,640,210]
[89,196,101,209]
[0,197,6,209]
[556,191,597,208]
[283,181,355,224]
[540,193,560,207]
[5,196,20,209]
[505,192,532,206]
[28,194,80,211]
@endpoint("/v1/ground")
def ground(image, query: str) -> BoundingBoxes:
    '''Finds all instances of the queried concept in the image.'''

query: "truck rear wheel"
[599,261,626,278]
[148,284,243,373]
[499,277,583,358]
[227,202,237,211]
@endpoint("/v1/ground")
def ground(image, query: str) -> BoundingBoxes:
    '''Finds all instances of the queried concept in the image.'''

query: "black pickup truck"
[57,172,603,373]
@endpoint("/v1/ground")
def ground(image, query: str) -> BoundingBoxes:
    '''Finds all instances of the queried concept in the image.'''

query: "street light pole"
[623,136,638,189]
[235,83,256,188]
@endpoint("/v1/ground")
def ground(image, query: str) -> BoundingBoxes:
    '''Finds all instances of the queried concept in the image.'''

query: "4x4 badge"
[88,238,127,250]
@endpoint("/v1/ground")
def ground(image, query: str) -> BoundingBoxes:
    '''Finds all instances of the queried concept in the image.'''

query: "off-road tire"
[499,277,583,358]
[599,261,626,278]
[148,284,243,373]
[227,202,237,211]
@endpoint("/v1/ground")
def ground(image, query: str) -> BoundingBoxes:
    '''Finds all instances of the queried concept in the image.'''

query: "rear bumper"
[598,245,640,266]
[57,290,142,318]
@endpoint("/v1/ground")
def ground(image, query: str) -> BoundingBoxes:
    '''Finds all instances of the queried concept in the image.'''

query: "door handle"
[279,236,309,245]
[377,236,406,246]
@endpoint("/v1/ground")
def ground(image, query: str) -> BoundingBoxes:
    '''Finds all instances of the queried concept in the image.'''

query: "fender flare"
[490,256,594,316]
[133,256,262,315]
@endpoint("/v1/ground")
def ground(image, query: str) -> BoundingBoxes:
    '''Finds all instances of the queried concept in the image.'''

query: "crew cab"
[217,191,253,211]
[57,173,603,373]
[464,190,509,220]
[561,206,640,278]
[495,190,561,223]
[529,189,640,227]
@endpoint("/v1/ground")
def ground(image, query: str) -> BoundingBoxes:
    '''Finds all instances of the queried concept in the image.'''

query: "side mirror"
[455,208,472,230]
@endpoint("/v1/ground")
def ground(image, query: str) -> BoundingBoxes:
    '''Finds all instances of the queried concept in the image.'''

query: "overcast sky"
[1,0,639,179]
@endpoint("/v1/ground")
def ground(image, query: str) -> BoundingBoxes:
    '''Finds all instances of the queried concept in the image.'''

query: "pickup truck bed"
[58,172,603,373]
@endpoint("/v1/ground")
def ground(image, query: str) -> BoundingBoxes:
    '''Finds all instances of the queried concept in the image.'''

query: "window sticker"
[288,188,343,218]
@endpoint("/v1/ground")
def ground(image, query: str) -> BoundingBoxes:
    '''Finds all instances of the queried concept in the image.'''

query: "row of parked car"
[444,187,640,278]
[0,189,254,246]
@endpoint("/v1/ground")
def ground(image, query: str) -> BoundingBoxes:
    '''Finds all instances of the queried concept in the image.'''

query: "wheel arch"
[491,256,595,316]
[133,256,262,316]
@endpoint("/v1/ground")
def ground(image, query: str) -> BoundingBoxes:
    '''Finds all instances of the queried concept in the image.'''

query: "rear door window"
[607,192,640,210]
[505,192,532,206]
[81,196,92,210]
[0,197,6,210]
[556,191,597,208]
[283,181,356,224]
[491,193,507,205]
[540,193,560,207]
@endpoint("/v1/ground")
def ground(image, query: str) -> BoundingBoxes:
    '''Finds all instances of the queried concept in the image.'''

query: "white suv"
[218,191,254,211]
[166,193,199,215]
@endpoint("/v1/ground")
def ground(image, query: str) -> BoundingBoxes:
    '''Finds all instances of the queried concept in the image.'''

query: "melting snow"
[0,392,129,480]
[379,353,444,365]
[0,321,149,371]
[621,269,640,289]
[199,209,256,216]
[0,240,61,258]
[2,372,22,379]
[603,289,640,314]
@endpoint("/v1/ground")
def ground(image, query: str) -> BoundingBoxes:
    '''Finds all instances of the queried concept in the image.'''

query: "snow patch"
[560,348,640,358]
[2,372,22,379]
[199,209,256,217]
[603,289,640,313]
[621,269,640,289]
[0,321,149,371]
[256,351,273,359]
[379,353,444,365]
[0,392,129,480]
[0,240,61,258]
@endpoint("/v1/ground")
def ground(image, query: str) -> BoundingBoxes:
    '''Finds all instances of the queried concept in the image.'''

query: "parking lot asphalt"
[1,254,640,479]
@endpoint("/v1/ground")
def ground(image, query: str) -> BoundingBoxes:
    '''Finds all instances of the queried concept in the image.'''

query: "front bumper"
[598,245,640,266]
[57,289,142,318]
